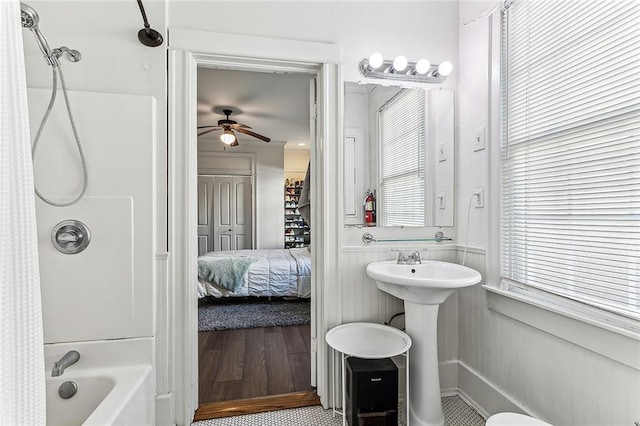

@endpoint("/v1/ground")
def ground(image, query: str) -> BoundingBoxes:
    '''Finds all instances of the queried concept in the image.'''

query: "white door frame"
[167,30,341,425]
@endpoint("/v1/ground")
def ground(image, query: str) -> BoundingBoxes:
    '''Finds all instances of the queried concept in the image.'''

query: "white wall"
[198,142,285,249]
[168,1,458,88]
[456,2,640,425]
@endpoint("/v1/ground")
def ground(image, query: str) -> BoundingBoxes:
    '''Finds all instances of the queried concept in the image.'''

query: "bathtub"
[44,338,154,426]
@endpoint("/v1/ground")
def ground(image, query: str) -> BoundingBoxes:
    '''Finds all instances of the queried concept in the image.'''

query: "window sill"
[483,285,640,371]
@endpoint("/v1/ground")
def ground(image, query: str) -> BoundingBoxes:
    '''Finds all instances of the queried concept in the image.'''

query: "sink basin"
[366,259,481,426]
[366,260,482,304]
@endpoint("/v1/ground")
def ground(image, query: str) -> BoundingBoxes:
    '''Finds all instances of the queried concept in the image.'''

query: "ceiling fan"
[197,109,271,147]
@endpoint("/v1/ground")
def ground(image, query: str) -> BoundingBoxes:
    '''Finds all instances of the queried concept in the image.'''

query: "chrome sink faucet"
[393,249,428,264]
[52,350,80,377]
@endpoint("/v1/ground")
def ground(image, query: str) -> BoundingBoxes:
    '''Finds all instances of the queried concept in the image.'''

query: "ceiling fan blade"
[197,125,222,130]
[230,123,251,129]
[235,127,271,142]
[198,128,220,137]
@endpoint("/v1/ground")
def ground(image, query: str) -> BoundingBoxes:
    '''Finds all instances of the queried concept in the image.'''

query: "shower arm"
[135,0,163,47]
[136,0,152,34]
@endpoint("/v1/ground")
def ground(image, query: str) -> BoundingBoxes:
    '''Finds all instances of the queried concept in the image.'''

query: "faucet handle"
[408,249,428,263]
[391,249,408,263]
[391,249,407,257]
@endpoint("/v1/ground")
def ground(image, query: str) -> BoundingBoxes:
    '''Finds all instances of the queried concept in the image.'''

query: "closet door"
[212,176,252,251]
[197,176,214,255]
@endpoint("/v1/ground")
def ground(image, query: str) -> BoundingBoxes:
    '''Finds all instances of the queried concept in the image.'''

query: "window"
[500,0,640,320]
[379,89,427,226]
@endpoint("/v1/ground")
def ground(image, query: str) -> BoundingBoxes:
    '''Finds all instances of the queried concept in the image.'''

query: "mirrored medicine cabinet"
[343,82,454,228]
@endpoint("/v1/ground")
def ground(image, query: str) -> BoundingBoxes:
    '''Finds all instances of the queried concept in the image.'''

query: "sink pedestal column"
[404,301,444,426]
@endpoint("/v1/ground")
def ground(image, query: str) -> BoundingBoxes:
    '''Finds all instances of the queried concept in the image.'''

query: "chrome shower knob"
[51,220,90,254]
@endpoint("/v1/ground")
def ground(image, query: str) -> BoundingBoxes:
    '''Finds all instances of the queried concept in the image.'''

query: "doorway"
[167,32,340,426]
[195,67,315,419]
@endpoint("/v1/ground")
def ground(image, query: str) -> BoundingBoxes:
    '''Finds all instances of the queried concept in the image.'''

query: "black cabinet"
[345,357,398,426]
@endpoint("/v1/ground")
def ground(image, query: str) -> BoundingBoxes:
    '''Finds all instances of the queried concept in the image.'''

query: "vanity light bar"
[358,54,453,84]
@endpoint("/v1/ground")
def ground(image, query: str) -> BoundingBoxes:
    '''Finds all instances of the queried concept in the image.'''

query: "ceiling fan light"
[220,130,235,145]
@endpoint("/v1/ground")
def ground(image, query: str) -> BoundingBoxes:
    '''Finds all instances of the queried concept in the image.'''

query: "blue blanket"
[197,256,258,292]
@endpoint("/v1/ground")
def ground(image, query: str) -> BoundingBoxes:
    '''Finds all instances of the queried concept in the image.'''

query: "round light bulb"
[415,58,431,74]
[368,52,384,69]
[220,131,235,145]
[438,61,453,77]
[393,55,408,72]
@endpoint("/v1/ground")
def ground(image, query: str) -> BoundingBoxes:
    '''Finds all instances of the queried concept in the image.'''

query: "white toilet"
[486,412,553,426]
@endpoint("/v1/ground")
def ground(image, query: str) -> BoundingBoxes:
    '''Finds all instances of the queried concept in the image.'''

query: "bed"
[197,247,311,299]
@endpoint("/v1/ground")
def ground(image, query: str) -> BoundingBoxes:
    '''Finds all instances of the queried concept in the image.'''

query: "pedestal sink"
[366,260,481,426]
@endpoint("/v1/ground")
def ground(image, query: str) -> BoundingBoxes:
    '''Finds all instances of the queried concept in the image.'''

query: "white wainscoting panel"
[457,251,640,426]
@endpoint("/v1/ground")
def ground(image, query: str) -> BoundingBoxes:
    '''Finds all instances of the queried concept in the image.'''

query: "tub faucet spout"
[52,350,80,377]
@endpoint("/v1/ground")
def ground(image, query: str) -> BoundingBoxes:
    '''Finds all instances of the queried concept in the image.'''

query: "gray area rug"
[198,298,311,331]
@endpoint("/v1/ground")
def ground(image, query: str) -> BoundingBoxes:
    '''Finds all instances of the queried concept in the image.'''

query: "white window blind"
[379,89,427,227]
[500,0,640,320]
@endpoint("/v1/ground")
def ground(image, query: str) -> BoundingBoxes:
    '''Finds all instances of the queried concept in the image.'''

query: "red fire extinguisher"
[364,190,376,227]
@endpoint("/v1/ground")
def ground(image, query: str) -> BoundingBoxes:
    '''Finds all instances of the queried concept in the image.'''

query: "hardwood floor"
[198,325,314,405]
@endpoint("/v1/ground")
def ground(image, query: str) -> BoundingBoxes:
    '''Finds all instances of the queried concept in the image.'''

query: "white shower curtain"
[0,0,47,424]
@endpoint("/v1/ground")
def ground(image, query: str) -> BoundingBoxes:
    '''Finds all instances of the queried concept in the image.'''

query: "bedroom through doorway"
[194,66,317,420]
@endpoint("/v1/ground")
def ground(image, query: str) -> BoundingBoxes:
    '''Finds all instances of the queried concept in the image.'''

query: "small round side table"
[325,322,412,426]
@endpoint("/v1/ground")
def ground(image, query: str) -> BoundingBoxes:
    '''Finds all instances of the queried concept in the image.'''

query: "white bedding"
[197,248,311,299]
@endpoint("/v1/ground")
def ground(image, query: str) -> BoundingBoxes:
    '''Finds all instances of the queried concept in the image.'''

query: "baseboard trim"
[194,390,321,421]
[457,360,530,419]
[155,392,176,426]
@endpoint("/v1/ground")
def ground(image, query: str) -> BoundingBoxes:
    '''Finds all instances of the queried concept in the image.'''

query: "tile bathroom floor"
[193,395,485,426]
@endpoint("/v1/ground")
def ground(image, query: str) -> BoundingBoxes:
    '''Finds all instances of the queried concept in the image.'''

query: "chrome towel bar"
[362,231,452,244]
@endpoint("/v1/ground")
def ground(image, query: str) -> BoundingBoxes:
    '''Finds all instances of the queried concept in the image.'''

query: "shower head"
[20,2,58,66]
[20,2,39,28]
